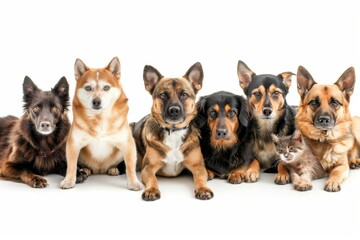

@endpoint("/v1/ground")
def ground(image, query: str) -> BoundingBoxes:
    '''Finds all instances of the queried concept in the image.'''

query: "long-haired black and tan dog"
[131,62,214,201]
[195,91,257,183]
[0,76,73,187]
[237,60,296,184]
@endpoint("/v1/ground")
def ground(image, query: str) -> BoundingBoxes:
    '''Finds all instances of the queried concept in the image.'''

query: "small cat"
[272,131,327,191]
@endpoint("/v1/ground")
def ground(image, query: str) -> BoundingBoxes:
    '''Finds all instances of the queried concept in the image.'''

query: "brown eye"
[289,147,294,152]
[272,91,280,98]
[253,91,261,97]
[52,106,59,113]
[159,92,167,99]
[277,149,284,154]
[228,109,237,118]
[180,92,189,100]
[85,85,92,91]
[209,110,217,118]
[103,85,110,91]
[33,106,40,112]
[331,99,341,108]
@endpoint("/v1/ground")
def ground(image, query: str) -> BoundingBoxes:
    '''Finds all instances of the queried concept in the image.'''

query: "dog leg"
[244,159,260,183]
[324,163,349,192]
[141,160,164,201]
[227,166,246,184]
[348,144,360,169]
[184,149,214,200]
[60,138,81,189]
[0,162,48,188]
[275,161,290,184]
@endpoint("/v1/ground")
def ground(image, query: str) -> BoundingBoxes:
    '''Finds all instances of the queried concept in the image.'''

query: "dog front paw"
[127,180,143,191]
[76,169,89,184]
[60,178,76,189]
[207,170,216,181]
[107,167,120,176]
[195,187,214,200]
[275,172,290,185]
[324,180,341,192]
[27,175,48,188]
[349,158,360,169]
[142,188,161,201]
[244,169,259,183]
[227,172,244,184]
[294,182,312,191]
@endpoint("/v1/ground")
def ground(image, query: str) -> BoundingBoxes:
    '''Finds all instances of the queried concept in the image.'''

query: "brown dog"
[131,62,214,201]
[296,65,359,191]
[60,57,142,190]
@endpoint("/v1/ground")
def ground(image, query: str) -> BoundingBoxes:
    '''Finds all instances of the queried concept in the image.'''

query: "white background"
[0,0,359,239]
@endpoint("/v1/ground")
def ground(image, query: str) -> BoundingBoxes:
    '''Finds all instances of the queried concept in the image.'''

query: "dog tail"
[0,115,18,154]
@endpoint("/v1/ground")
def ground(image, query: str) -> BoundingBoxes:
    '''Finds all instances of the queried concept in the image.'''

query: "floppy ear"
[278,72,295,89]
[237,60,255,93]
[334,67,356,101]
[296,66,317,100]
[52,76,70,110]
[194,96,208,128]
[184,62,203,94]
[106,57,121,79]
[143,65,163,94]
[237,95,251,127]
[23,76,39,103]
[74,58,88,81]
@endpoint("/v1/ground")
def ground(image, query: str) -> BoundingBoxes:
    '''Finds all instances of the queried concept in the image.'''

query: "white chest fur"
[157,129,187,177]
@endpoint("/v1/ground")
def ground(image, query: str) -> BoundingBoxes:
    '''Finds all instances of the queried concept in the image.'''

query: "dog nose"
[168,106,181,117]
[92,97,101,109]
[40,121,50,129]
[262,107,272,116]
[216,128,227,139]
[318,115,331,124]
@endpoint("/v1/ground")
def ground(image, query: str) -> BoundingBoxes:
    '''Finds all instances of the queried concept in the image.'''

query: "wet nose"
[92,97,101,109]
[216,128,227,139]
[318,115,331,124]
[40,121,50,129]
[168,106,181,117]
[263,107,272,116]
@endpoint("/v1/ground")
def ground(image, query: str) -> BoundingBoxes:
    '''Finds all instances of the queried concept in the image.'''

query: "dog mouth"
[164,117,186,125]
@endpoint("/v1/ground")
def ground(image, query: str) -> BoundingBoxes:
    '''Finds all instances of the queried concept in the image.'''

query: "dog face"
[22,76,69,135]
[196,91,250,149]
[296,65,355,141]
[237,60,294,121]
[73,57,122,112]
[143,62,203,128]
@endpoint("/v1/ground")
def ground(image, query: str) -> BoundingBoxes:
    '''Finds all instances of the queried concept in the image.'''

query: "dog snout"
[262,107,272,117]
[314,112,335,130]
[92,97,102,109]
[168,105,181,118]
[215,127,228,139]
[40,121,51,129]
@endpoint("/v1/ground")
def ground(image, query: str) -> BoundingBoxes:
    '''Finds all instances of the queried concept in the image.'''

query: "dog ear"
[334,67,356,101]
[143,65,163,94]
[74,58,89,80]
[23,76,40,102]
[296,66,317,100]
[52,76,70,110]
[278,72,295,89]
[237,60,255,93]
[106,57,121,79]
[194,96,208,128]
[237,95,251,127]
[184,62,203,94]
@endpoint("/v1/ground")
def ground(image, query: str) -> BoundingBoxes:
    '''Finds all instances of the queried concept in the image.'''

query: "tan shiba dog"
[60,57,142,190]
[296,65,359,191]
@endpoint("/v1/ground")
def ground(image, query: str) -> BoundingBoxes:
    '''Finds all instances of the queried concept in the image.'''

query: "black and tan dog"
[237,60,296,184]
[195,91,257,183]
[0,76,76,187]
[131,62,214,201]
[296,65,360,191]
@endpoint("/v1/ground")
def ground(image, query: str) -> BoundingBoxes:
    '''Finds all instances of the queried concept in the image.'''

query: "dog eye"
[84,85,92,91]
[253,92,262,98]
[309,99,319,107]
[52,106,59,113]
[331,99,341,108]
[209,110,217,118]
[272,91,280,98]
[33,106,41,112]
[180,92,189,100]
[228,109,237,118]
[159,93,167,99]
[103,85,110,91]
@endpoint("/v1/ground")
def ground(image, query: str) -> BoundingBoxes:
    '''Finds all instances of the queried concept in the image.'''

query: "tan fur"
[60,57,142,190]
[296,65,358,191]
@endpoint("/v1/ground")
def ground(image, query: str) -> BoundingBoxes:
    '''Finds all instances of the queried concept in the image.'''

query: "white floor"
[1,168,360,239]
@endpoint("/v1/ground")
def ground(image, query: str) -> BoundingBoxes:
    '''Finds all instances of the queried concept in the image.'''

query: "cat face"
[272,133,304,163]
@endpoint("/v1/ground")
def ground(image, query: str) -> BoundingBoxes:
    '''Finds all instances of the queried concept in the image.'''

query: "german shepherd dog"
[60,57,142,191]
[195,91,257,183]
[296,65,359,191]
[237,60,296,184]
[0,76,71,187]
[131,62,214,201]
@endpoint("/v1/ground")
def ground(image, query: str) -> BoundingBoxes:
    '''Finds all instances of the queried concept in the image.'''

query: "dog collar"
[160,125,190,135]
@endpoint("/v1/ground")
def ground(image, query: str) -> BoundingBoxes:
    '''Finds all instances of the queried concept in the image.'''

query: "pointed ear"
[237,95,251,127]
[52,76,70,109]
[74,58,88,80]
[334,67,356,101]
[143,65,163,94]
[292,130,302,143]
[184,62,203,94]
[23,76,39,101]
[194,96,208,128]
[278,72,295,89]
[237,60,255,92]
[296,66,317,100]
[271,134,279,143]
[106,57,121,79]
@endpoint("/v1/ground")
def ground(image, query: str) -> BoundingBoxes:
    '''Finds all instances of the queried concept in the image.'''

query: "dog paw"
[107,167,120,176]
[28,175,48,188]
[142,188,161,201]
[244,170,259,183]
[127,180,143,191]
[60,178,76,189]
[274,173,290,185]
[227,172,244,184]
[207,170,215,181]
[349,158,360,169]
[324,180,341,192]
[76,169,88,184]
[294,182,312,191]
[195,187,214,200]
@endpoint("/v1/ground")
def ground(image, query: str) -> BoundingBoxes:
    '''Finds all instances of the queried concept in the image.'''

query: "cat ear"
[271,134,279,143]
[292,130,302,143]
